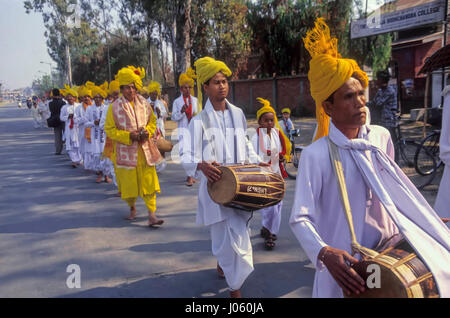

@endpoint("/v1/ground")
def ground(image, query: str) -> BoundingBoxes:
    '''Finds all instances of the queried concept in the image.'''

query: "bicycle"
[283,128,303,179]
[393,117,419,169]
[414,130,442,176]
[393,117,438,189]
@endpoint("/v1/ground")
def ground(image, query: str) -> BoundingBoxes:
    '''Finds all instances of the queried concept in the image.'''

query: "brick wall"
[162,75,316,118]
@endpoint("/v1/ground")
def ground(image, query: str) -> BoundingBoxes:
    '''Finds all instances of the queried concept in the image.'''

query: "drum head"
[346,260,408,298]
[207,166,237,205]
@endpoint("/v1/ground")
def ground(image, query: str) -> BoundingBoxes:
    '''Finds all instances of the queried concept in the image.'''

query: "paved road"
[0,102,441,298]
[0,102,314,298]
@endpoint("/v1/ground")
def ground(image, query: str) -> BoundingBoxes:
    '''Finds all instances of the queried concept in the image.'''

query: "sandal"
[148,219,164,227]
[264,237,275,250]
[260,227,271,239]
[261,227,277,241]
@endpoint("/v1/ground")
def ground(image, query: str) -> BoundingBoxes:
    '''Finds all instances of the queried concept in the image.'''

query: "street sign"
[351,0,446,39]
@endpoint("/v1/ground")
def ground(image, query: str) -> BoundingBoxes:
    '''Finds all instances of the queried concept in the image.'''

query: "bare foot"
[104,176,113,183]
[186,176,194,187]
[125,206,137,220]
[95,174,103,183]
[148,214,164,227]
[230,290,241,298]
[217,263,225,279]
[115,192,121,197]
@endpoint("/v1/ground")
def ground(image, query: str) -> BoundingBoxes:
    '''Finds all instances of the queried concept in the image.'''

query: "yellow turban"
[194,57,232,112]
[78,85,93,98]
[281,108,291,114]
[116,66,145,91]
[92,83,108,99]
[61,84,78,98]
[147,81,161,95]
[304,18,368,141]
[139,86,149,95]
[108,80,120,95]
[256,98,291,159]
[179,67,196,96]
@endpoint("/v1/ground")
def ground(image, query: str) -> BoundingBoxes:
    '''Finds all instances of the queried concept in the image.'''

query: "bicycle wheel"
[284,146,303,179]
[395,139,417,169]
[415,132,440,176]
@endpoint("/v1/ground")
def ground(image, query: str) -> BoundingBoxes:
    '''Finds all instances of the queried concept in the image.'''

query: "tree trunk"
[171,18,178,88]
[66,43,73,86]
[174,0,192,89]
[158,22,167,85]
[148,26,154,81]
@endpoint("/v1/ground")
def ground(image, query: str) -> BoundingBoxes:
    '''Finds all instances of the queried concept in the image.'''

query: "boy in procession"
[60,85,82,168]
[172,69,199,186]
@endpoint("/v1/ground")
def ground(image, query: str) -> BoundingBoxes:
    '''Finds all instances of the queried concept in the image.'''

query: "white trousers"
[83,152,94,171]
[210,213,254,291]
[68,148,82,164]
[260,201,283,235]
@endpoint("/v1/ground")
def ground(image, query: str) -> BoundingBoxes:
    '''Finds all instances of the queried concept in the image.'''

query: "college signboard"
[351,0,446,39]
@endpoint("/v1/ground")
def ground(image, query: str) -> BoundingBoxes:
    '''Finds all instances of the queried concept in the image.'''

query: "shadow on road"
[60,260,314,298]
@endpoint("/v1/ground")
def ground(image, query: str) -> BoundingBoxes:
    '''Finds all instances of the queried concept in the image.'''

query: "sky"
[0,0,54,90]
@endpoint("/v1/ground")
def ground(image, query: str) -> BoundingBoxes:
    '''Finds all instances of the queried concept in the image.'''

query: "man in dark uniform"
[48,88,66,155]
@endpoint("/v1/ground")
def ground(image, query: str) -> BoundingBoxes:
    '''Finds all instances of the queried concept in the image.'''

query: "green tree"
[246,0,392,77]
[191,0,252,79]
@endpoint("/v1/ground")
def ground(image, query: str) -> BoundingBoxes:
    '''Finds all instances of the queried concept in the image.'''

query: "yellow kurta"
[104,102,160,202]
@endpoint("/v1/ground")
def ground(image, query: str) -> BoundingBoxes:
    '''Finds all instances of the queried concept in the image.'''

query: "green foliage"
[192,0,251,79]
[247,0,392,77]
[25,0,393,87]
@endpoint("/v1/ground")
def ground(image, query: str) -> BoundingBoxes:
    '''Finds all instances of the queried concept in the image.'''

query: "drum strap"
[327,137,379,259]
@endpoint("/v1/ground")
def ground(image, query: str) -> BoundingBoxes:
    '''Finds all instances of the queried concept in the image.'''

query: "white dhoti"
[434,165,450,220]
[67,144,82,164]
[260,201,283,235]
[83,152,94,171]
[210,213,254,291]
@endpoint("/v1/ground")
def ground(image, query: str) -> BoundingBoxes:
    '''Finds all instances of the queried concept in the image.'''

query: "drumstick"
[441,218,450,224]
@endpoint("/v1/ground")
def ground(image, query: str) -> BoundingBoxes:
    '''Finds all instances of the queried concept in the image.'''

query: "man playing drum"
[181,57,267,298]
[289,18,450,298]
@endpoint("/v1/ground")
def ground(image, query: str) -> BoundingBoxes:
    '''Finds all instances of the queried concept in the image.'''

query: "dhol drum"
[346,238,439,298]
[207,164,285,211]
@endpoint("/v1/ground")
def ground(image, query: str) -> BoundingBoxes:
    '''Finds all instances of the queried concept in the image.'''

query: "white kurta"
[148,98,168,137]
[38,101,50,121]
[172,94,198,177]
[74,104,89,166]
[181,99,260,291]
[290,124,399,298]
[60,103,82,164]
[251,128,283,235]
[99,102,116,180]
[84,103,108,171]
[291,122,450,297]
[31,106,43,128]
[434,86,450,220]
